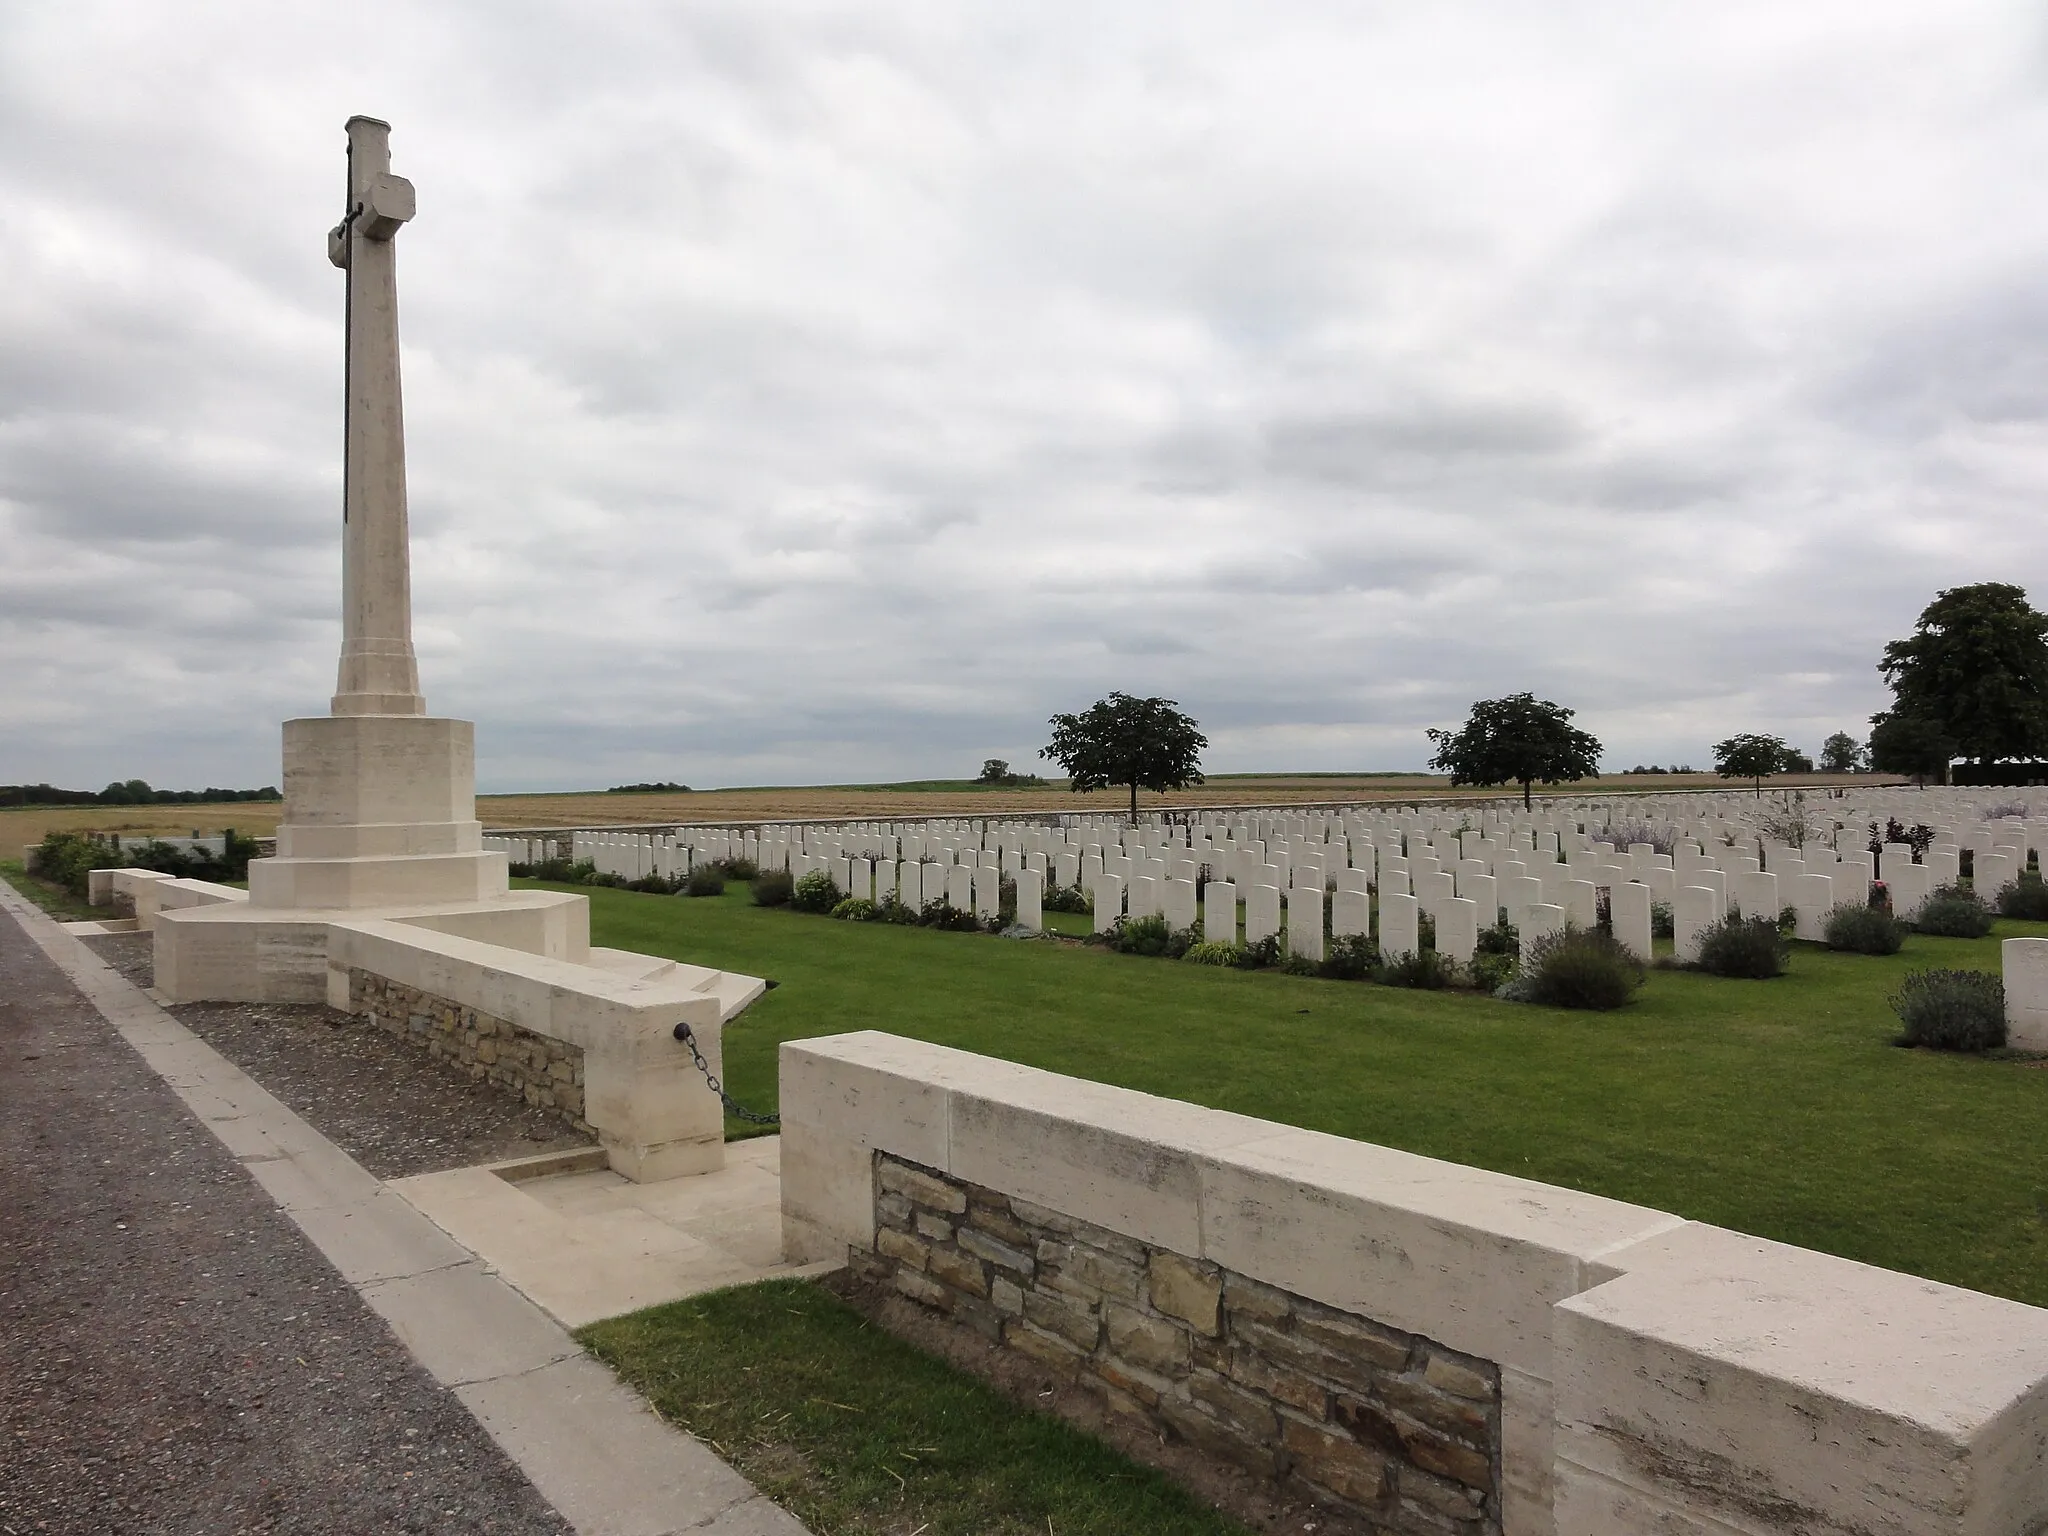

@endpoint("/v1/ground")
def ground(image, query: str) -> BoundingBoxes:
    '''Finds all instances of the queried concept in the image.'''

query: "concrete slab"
[454,1354,784,1536]
[393,1136,828,1330]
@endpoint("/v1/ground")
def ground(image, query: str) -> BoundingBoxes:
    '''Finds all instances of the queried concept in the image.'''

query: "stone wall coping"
[329,917,754,1051]
[1555,1220,2048,1432]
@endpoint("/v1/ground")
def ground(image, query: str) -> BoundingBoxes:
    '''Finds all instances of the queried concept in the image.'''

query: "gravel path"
[0,912,576,1536]
[81,932,592,1181]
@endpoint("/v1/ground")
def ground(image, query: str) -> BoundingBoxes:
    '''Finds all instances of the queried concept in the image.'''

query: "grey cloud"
[0,0,2034,792]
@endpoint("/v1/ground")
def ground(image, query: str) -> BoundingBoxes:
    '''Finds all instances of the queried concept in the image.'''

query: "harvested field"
[474,770,1885,830]
[4,771,1896,847]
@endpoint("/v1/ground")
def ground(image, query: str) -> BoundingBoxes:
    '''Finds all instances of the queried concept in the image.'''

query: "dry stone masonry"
[350,969,591,1135]
[855,1151,1501,1533]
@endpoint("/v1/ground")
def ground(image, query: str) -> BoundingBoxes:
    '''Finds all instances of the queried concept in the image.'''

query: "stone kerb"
[329,917,761,1181]
[2004,936,2048,1052]
[780,1031,2048,1536]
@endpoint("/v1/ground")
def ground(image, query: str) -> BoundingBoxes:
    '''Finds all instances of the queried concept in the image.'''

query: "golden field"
[3,771,1893,850]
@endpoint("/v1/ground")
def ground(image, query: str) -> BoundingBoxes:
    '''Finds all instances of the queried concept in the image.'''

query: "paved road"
[0,907,574,1536]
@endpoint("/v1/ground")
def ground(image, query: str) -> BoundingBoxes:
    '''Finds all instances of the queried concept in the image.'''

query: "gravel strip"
[1,911,575,1536]
[79,932,592,1181]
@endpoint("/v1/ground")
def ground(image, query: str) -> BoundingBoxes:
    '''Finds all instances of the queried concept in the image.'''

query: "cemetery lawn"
[558,880,2048,1306]
[0,860,99,921]
[578,1277,1252,1536]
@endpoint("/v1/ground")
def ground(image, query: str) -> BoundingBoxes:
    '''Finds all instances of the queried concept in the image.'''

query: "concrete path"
[0,881,811,1536]
[395,1135,824,1330]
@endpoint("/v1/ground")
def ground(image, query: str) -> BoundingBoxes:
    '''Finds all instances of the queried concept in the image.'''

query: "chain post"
[672,1021,780,1126]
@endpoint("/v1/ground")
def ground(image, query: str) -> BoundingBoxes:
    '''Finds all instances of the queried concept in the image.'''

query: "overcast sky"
[5,2,2046,792]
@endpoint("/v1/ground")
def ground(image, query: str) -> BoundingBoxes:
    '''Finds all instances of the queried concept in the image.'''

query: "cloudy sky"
[5,2,2047,792]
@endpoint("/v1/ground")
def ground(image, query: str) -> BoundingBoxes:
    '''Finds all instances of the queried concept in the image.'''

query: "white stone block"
[1730,869,1779,922]
[1204,880,1237,946]
[1436,897,1478,964]
[1554,1221,2048,1536]
[1128,874,1159,920]
[1560,878,1597,930]
[1609,881,1652,961]
[1790,872,1835,941]
[1287,887,1324,961]
[1501,873,1542,928]
[1091,873,1124,933]
[1244,883,1281,946]
[1459,871,1499,928]
[1889,861,1933,921]
[1014,868,1043,932]
[973,864,1000,921]
[1379,891,1419,961]
[2004,937,2048,1051]
[1674,885,1719,962]
[945,863,974,913]
[1519,902,1564,961]
[1162,877,1198,933]
[1330,888,1369,939]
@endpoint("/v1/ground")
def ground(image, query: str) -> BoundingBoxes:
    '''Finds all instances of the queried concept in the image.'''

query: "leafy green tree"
[1868,709,1955,785]
[1425,693,1602,809]
[1879,583,2048,768]
[1819,731,1864,774]
[1042,693,1207,820]
[977,759,1011,785]
[1713,733,1804,797]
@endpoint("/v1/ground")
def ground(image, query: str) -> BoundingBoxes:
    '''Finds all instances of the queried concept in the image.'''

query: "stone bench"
[780,1031,2048,1535]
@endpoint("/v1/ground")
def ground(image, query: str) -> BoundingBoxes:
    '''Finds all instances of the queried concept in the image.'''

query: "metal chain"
[673,1022,780,1125]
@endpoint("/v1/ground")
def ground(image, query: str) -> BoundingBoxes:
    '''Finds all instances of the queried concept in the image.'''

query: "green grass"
[531,880,2048,1308]
[578,1279,1250,1536]
[0,859,99,920]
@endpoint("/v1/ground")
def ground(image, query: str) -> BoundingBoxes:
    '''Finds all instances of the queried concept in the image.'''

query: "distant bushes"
[26,829,259,898]
[1913,884,1993,939]
[1693,913,1789,979]
[1997,876,2048,921]
[1521,927,1642,1010]
[1890,969,2006,1052]
[790,871,842,914]
[1823,904,1905,955]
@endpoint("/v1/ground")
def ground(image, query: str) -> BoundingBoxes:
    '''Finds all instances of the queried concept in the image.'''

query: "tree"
[977,759,1011,785]
[1042,693,1207,820]
[1712,733,1804,797]
[1818,731,1864,774]
[1879,583,2048,768]
[1867,709,1954,785]
[1424,693,1602,809]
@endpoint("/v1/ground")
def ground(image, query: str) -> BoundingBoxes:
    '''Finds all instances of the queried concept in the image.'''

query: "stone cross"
[326,115,424,717]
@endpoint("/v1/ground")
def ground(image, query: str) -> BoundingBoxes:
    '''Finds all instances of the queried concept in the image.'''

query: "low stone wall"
[854,1152,1499,1532]
[781,1032,2048,1536]
[350,969,592,1136]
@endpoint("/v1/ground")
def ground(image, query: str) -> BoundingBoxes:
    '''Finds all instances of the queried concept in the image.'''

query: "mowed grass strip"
[536,880,2048,1308]
[576,1278,1251,1536]
[1,860,102,920]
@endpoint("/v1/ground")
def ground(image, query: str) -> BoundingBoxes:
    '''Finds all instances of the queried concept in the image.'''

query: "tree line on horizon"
[1020,582,2048,812]
[1,780,281,808]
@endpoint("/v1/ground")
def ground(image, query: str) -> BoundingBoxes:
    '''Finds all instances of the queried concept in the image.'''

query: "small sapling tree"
[1713,733,1806,798]
[1042,693,1207,821]
[1425,693,1602,809]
